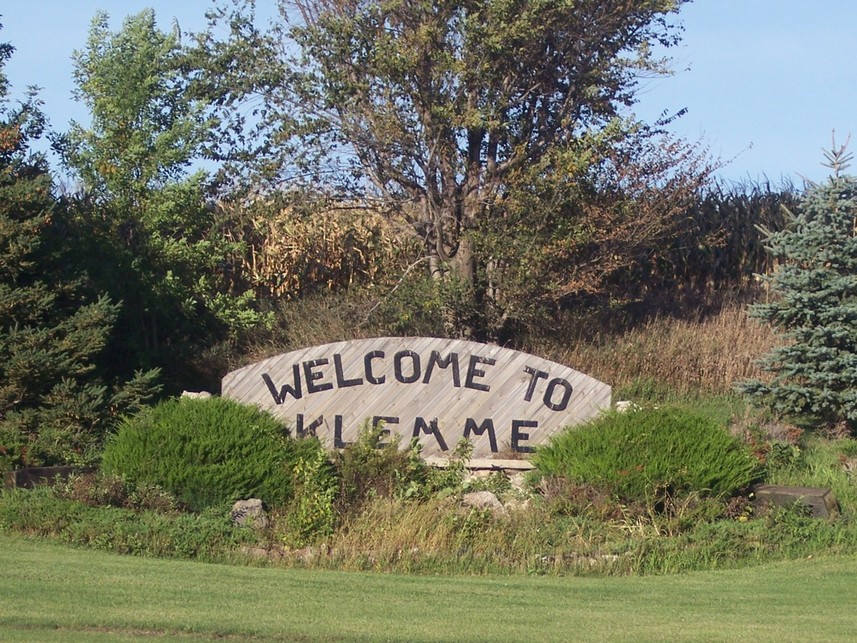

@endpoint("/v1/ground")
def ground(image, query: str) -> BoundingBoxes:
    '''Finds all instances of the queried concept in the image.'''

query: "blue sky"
[2,1,855,185]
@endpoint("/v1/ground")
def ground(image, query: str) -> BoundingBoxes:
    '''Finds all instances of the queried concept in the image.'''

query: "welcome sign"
[222,337,611,460]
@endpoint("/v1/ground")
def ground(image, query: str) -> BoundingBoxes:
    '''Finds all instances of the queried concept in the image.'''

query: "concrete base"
[752,484,838,518]
[3,466,90,490]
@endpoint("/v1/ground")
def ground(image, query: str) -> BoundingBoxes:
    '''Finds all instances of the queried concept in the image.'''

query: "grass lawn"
[1,533,856,642]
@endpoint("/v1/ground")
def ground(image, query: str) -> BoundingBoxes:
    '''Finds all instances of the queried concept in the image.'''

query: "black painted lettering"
[422,351,461,387]
[333,353,363,388]
[464,355,496,392]
[511,419,537,453]
[544,378,573,411]
[303,358,333,394]
[372,415,399,448]
[463,418,498,453]
[364,350,386,384]
[394,350,421,383]
[295,414,323,438]
[261,367,302,403]
[334,415,350,449]
[523,366,549,402]
[413,417,448,451]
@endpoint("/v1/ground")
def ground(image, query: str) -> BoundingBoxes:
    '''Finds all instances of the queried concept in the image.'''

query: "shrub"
[533,407,760,508]
[101,397,321,511]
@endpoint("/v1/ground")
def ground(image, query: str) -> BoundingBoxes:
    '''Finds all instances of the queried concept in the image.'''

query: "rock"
[508,472,528,493]
[462,490,507,516]
[616,400,640,413]
[503,496,531,512]
[4,466,92,490]
[181,390,212,399]
[462,470,493,486]
[292,546,318,563]
[231,498,269,529]
[240,546,270,559]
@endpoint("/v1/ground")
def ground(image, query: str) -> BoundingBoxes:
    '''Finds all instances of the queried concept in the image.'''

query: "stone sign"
[222,337,611,460]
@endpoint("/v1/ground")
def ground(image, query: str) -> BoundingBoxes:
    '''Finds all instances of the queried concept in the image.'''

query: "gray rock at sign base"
[616,400,640,413]
[181,390,212,399]
[462,490,507,516]
[231,498,269,529]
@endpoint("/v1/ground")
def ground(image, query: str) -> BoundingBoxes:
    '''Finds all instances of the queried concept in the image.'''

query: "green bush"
[101,397,321,511]
[533,407,760,508]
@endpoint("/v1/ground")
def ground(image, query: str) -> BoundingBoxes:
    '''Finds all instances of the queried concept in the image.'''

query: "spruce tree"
[0,37,158,470]
[741,144,857,430]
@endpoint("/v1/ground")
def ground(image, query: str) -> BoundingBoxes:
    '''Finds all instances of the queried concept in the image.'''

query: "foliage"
[763,434,857,516]
[281,445,338,547]
[333,423,430,509]
[101,396,320,511]
[635,180,798,294]
[56,472,179,514]
[544,302,777,397]
[195,0,712,339]
[533,407,760,508]
[478,124,713,337]
[740,146,857,430]
[0,487,251,560]
[6,431,857,577]
[0,35,158,471]
[54,10,263,385]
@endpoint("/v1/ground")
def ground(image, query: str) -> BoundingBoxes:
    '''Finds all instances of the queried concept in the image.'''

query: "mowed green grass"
[1,534,856,642]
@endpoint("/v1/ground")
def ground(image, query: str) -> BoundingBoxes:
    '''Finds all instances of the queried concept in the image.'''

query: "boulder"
[462,490,507,516]
[181,390,212,399]
[231,498,270,529]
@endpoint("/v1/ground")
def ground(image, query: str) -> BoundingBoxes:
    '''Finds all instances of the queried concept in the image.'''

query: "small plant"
[425,438,472,498]
[282,446,338,547]
[101,397,322,511]
[332,423,429,509]
[533,406,761,510]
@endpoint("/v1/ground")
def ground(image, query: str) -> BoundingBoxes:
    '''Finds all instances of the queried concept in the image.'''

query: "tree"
[55,10,263,379]
[196,0,710,338]
[0,33,158,469]
[740,143,857,431]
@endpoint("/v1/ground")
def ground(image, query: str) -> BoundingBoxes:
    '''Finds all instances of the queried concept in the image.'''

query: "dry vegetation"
[222,287,780,399]
[220,201,414,300]
[545,301,777,396]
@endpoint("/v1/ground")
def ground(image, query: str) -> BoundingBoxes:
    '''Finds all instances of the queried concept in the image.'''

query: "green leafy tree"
[196,0,709,338]
[0,34,158,470]
[740,143,857,431]
[55,10,263,378]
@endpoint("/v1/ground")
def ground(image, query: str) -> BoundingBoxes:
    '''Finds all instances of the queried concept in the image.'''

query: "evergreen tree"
[0,35,158,470]
[741,144,857,430]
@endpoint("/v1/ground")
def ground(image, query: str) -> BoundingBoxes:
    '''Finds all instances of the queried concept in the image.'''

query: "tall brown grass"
[528,299,777,396]
[221,287,778,397]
